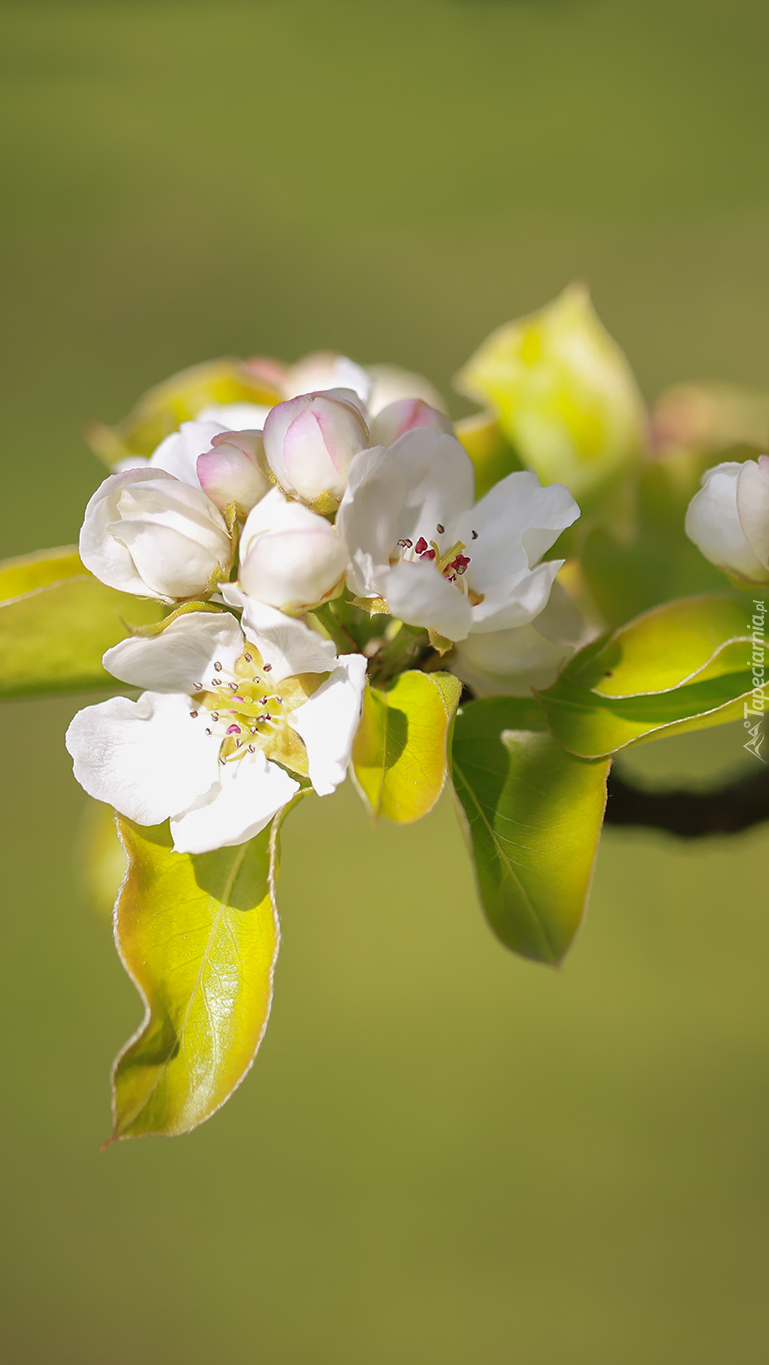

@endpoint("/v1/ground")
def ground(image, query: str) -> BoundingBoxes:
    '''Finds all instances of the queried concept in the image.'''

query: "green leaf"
[109,803,301,1141]
[451,698,609,965]
[537,594,756,758]
[0,547,164,698]
[352,670,462,823]
[580,450,731,628]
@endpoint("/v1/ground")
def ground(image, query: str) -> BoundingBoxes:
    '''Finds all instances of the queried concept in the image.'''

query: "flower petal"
[149,419,227,487]
[288,654,367,796]
[65,691,219,825]
[104,610,244,692]
[736,455,769,571]
[171,749,299,854]
[382,559,473,641]
[220,586,338,680]
[470,558,564,633]
[452,470,579,588]
[686,461,769,582]
[196,402,272,430]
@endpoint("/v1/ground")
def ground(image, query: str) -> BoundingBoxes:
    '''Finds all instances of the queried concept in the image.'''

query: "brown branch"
[605,763,769,838]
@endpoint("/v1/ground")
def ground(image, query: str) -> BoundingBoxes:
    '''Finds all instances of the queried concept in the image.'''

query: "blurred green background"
[2,1,768,1360]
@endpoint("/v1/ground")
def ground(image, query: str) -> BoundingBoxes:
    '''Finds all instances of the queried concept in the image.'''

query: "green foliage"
[581,450,736,626]
[0,548,164,699]
[537,594,756,758]
[109,808,294,1141]
[352,670,461,823]
[451,698,610,965]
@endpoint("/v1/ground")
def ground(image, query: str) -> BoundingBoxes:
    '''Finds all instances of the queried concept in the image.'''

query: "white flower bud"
[238,488,348,614]
[79,468,232,602]
[197,430,272,517]
[263,392,370,513]
[369,398,454,447]
[283,351,372,406]
[365,364,448,417]
[685,455,769,584]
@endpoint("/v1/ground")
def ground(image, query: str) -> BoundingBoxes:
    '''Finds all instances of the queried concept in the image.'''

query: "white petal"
[389,429,475,542]
[453,471,579,588]
[452,583,589,696]
[736,455,769,571]
[470,558,564,632]
[220,586,338,681]
[288,654,367,796]
[171,749,299,854]
[365,364,448,417]
[382,559,473,641]
[196,402,272,429]
[104,610,245,692]
[283,352,372,405]
[80,468,176,597]
[149,420,227,487]
[453,623,572,697]
[685,461,768,581]
[65,691,219,825]
[337,445,408,595]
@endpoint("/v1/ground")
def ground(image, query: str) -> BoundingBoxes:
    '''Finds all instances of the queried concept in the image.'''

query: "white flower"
[337,428,580,642]
[685,455,769,585]
[364,364,447,417]
[227,487,349,615]
[451,583,589,696]
[197,429,272,517]
[282,352,373,406]
[112,419,228,484]
[369,398,454,447]
[263,391,370,513]
[65,610,367,854]
[79,468,233,602]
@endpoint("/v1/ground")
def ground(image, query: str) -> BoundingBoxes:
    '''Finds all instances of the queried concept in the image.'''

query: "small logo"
[743,715,766,763]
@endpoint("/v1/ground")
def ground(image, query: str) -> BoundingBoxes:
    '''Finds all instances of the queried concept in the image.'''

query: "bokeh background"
[2,1,768,1361]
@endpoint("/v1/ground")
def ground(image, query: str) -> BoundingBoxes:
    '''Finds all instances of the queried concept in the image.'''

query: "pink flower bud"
[197,430,271,518]
[369,398,454,447]
[263,393,370,514]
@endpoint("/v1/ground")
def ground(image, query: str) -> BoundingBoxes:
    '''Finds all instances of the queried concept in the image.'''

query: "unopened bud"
[369,398,454,447]
[197,430,271,517]
[263,392,370,513]
[685,455,769,585]
[238,488,349,614]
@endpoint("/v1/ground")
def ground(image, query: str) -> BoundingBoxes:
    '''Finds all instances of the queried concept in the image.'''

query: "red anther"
[421,547,436,561]
[414,536,428,555]
[451,554,470,574]
[226,724,241,735]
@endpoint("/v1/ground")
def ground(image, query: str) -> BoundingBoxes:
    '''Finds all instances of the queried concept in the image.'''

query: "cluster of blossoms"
[66,351,580,853]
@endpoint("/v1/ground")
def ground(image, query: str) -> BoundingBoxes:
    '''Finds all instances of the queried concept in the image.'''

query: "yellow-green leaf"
[0,547,164,698]
[568,594,753,697]
[537,593,756,757]
[352,670,462,823]
[454,284,646,511]
[88,357,282,464]
[109,810,292,1141]
[451,698,609,964]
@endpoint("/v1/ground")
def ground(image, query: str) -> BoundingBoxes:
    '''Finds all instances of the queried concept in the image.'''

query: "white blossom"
[685,455,769,584]
[66,611,367,854]
[229,487,349,615]
[337,428,579,642]
[79,467,232,602]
